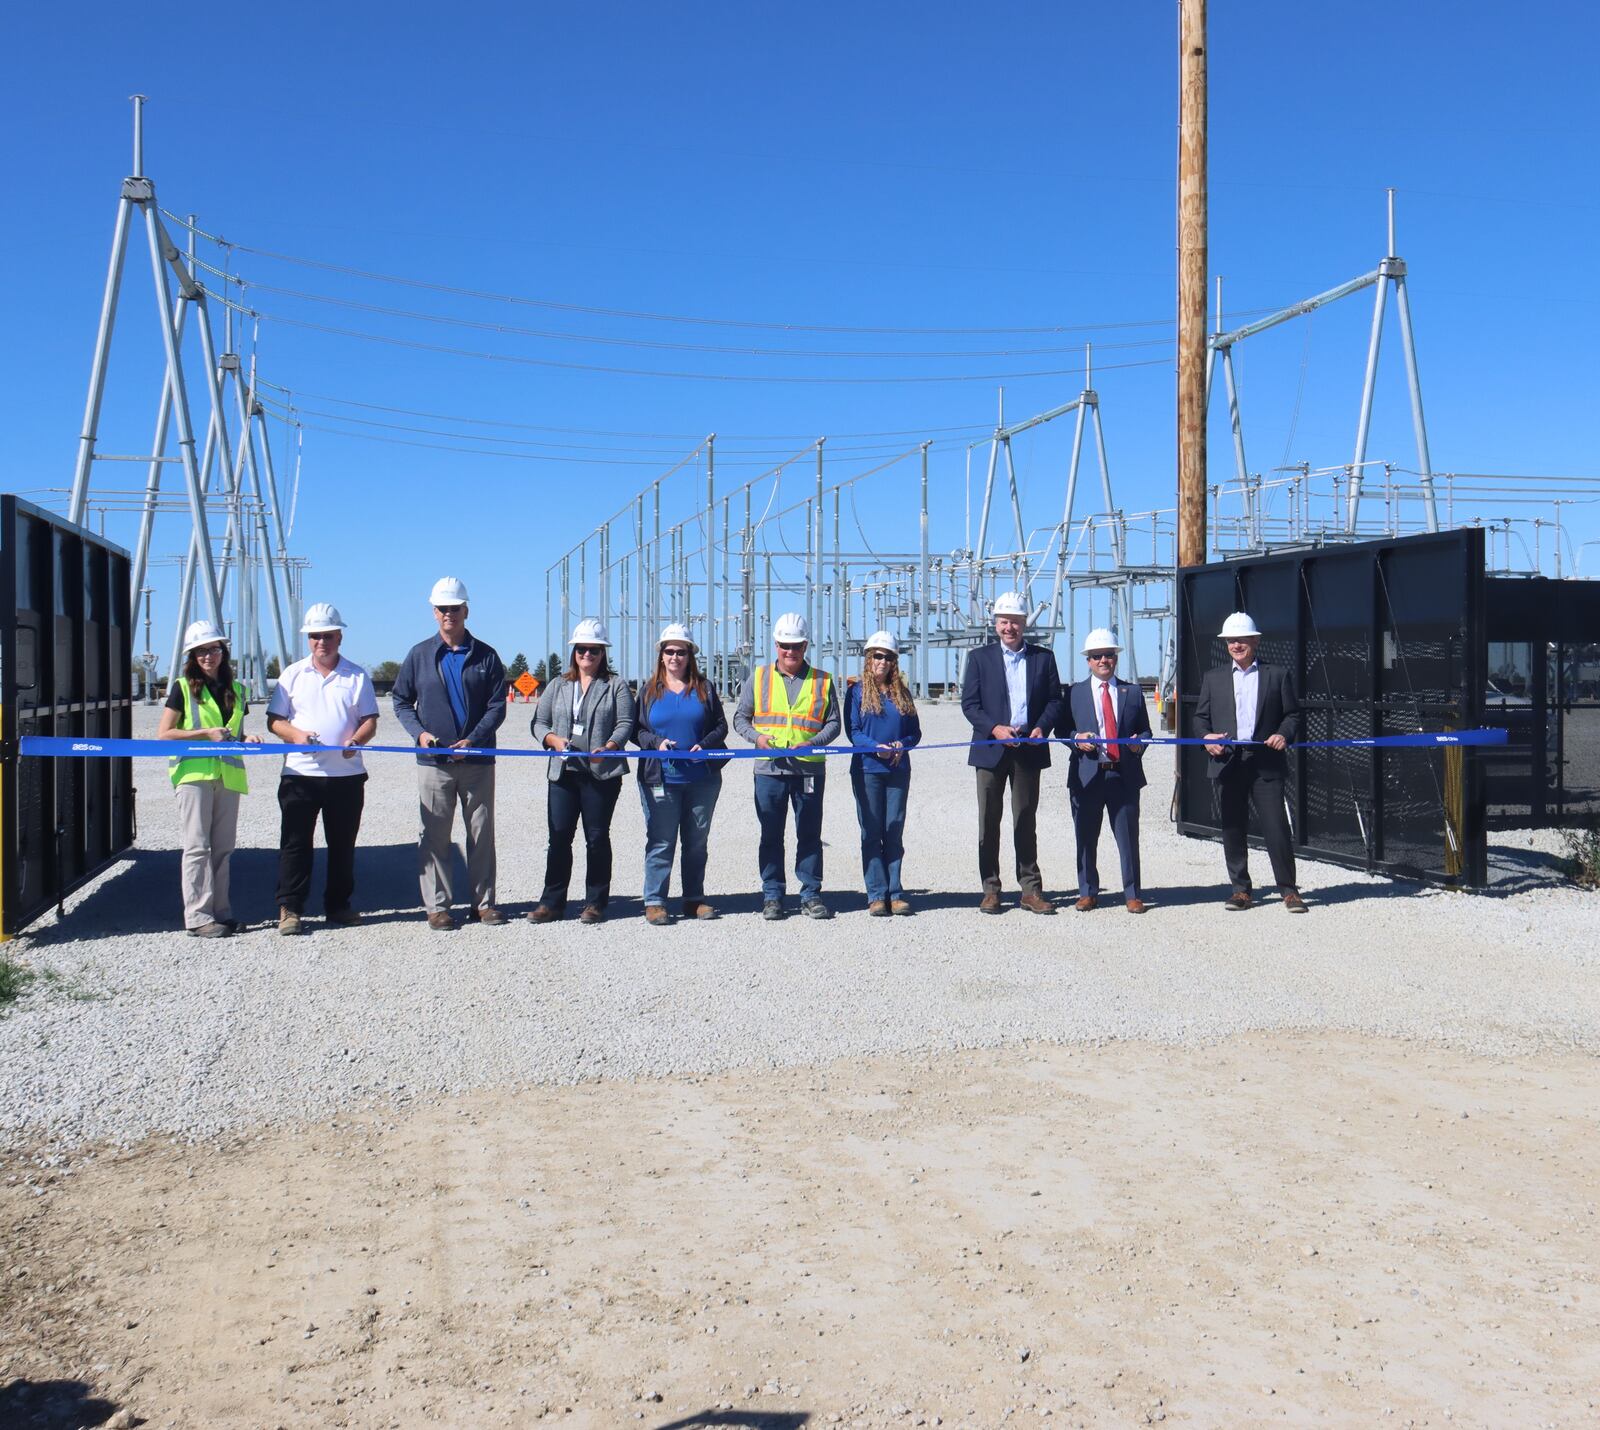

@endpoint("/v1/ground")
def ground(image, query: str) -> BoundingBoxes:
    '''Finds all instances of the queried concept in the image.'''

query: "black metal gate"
[1,495,136,937]
[1176,529,1487,887]
[1483,576,1600,827]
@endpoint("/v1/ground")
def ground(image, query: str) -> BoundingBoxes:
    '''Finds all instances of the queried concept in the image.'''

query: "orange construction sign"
[514,671,538,697]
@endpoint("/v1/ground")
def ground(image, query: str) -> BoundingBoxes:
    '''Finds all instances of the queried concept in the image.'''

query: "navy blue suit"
[1061,677,1152,901]
[960,639,1063,895]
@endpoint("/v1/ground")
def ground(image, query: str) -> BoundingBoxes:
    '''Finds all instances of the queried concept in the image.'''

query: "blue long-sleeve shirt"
[844,680,923,778]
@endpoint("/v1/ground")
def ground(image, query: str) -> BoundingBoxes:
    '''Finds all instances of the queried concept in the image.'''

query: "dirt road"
[4,1033,1597,1428]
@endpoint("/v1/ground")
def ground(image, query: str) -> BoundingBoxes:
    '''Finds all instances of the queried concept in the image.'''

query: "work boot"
[801,897,833,921]
[762,900,786,921]
[889,899,913,916]
[278,908,304,937]
[644,905,670,926]
[326,907,363,927]
[681,900,718,920]
[188,921,230,939]
[867,900,891,917]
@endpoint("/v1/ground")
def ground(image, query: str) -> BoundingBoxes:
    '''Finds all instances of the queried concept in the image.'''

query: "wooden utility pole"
[1177,0,1208,568]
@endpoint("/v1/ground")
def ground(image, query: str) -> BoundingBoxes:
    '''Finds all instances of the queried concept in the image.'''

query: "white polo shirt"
[267,654,379,777]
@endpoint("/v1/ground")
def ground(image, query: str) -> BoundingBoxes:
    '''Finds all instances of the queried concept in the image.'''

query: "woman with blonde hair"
[634,622,729,924]
[156,620,261,936]
[844,631,923,915]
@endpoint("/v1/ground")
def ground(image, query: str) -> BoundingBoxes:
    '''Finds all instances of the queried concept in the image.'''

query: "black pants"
[276,773,367,914]
[542,766,623,912]
[1218,765,1296,893]
[974,750,1044,895]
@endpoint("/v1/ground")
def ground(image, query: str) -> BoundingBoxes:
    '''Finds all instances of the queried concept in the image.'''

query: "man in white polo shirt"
[266,602,380,935]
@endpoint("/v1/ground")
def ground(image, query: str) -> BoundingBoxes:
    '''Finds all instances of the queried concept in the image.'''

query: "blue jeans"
[639,777,721,908]
[753,770,826,901]
[851,764,910,903]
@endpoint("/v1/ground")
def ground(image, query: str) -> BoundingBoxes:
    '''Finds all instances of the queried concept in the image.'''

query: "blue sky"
[5,1,1597,675]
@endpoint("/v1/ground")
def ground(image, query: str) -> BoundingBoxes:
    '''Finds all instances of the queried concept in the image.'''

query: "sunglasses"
[868,652,895,662]
[308,632,340,642]
[661,647,691,658]
[776,642,807,652]
[434,604,464,616]
[1087,651,1117,661]
[574,645,603,657]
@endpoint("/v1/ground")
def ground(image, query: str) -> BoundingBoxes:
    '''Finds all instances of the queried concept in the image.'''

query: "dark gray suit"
[1193,661,1299,893]
[1062,677,1152,901]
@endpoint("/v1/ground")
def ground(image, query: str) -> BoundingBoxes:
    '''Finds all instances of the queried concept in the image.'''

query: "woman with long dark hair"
[156,620,261,936]
[528,618,637,924]
[634,623,728,924]
[845,631,922,915]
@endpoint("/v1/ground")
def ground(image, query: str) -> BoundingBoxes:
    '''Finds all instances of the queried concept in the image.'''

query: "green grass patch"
[0,954,36,1009]
[1562,821,1600,890]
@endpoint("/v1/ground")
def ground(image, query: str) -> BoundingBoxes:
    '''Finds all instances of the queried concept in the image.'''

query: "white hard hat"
[772,612,810,644]
[568,617,611,647]
[182,620,228,653]
[657,622,698,652]
[300,602,346,634]
[1081,627,1122,655]
[863,630,899,655]
[429,576,469,606]
[991,591,1029,618]
[1219,611,1262,639]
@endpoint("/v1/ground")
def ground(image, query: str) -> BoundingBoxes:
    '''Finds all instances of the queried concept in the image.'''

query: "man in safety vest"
[733,612,841,920]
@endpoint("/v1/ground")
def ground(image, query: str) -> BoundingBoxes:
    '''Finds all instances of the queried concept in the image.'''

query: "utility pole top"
[129,94,147,177]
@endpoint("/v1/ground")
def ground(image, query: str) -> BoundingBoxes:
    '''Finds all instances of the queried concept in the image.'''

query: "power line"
[166,209,1240,338]
[205,286,1172,385]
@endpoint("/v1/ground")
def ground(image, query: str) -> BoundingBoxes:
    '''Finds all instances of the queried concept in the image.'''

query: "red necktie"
[1100,681,1119,762]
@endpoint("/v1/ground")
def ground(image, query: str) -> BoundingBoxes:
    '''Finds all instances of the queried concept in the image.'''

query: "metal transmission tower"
[1205,190,1439,542]
[66,97,295,690]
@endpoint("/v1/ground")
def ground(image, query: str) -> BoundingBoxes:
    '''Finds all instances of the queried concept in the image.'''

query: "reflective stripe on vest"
[751,664,830,762]
[169,680,249,793]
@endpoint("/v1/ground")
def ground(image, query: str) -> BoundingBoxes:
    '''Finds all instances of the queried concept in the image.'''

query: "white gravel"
[2,697,1596,1147]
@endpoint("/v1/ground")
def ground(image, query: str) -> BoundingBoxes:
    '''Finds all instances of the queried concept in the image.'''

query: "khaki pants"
[418,760,496,912]
[174,780,240,928]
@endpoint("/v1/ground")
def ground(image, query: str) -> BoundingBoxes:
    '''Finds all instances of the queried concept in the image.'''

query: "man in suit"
[960,591,1063,914]
[1193,610,1308,912]
[1063,627,1152,913]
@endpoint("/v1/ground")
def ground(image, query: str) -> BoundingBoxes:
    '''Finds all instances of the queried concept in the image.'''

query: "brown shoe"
[1074,895,1098,913]
[426,910,456,932]
[326,907,362,927]
[524,905,560,924]
[979,891,1003,915]
[579,905,605,925]
[474,906,508,926]
[1019,892,1056,915]
[681,900,718,920]
[867,900,891,917]
[277,907,303,937]
[1224,891,1253,911]
[644,905,670,926]
[1125,898,1146,914]
[889,899,913,916]
[1281,889,1308,913]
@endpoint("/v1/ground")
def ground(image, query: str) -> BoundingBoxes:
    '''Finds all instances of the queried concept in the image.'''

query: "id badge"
[803,776,816,795]
[571,721,586,737]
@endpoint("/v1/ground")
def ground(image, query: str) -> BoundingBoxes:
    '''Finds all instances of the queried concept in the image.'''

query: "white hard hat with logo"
[657,621,698,652]
[568,617,611,647]
[182,620,228,653]
[772,612,810,644]
[991,591,1029,618]
[863,630,899,655]
[1219,611,1262,639]
[300,602,346,634]
[429,576,469,606]
[1081,627,1123,655]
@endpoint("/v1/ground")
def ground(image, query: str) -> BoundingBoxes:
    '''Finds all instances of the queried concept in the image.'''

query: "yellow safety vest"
[751,664,832,763]
[169,680,248,794]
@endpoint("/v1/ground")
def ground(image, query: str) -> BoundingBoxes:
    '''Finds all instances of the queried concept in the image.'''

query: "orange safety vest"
[751,664,832,763]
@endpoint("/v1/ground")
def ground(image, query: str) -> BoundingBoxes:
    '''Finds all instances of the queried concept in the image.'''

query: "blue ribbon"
[17,728,1509,761]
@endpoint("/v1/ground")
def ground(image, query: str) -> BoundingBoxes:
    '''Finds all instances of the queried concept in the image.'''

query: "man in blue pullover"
[392,576,508,930]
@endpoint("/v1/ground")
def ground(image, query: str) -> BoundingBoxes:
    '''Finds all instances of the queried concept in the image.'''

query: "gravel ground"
[3,697,1596,1147]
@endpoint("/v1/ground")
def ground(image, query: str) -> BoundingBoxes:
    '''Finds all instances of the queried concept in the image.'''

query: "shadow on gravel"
[654,1412,808,1429]
[0,1378,124,1427]
[30,842,438,940]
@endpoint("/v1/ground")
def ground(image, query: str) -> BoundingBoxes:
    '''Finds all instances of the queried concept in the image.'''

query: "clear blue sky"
[5,1,1597,674]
